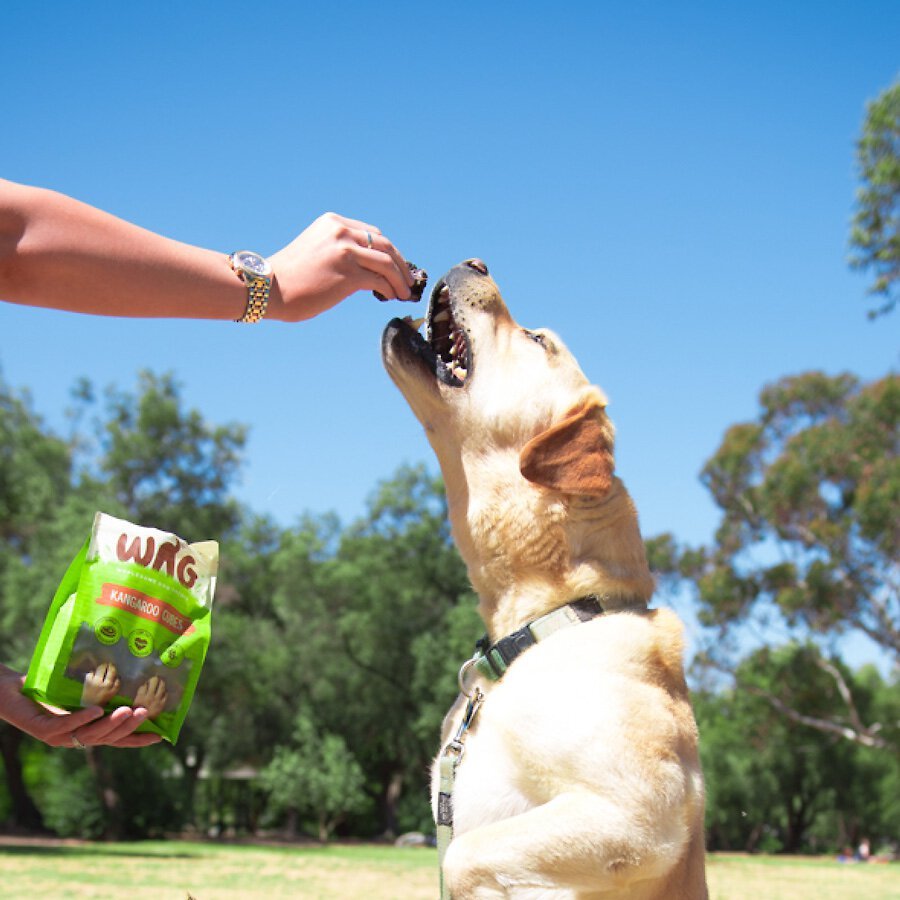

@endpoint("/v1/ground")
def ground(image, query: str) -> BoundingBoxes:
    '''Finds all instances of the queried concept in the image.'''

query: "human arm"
[0,179,414,322]
[0,663,161,749]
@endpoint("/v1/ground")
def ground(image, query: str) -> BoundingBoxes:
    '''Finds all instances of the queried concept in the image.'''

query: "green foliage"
[662,368,898,773]
[24,742,182,839]
[259,713,368,841]
[0,371,253,835]
[28,750,105,839]
[686,372,898,667]
[104,747,187,838]
[850,78,900,318]
[696,646,900,853]
[88,370,247,538]
[0,378,77,670]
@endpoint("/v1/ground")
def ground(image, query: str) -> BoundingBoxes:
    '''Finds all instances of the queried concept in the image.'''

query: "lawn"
[0,838,897,898]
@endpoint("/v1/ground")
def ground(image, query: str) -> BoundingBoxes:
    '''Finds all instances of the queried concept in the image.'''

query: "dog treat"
[134,674,168,719]
[80,661,121,707]
[23,512,218,744]
[373,261,428,303]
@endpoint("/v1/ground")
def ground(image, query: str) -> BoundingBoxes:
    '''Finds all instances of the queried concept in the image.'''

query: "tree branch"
[744,683,890,751]
[338,631,407,694]
[814,656,872,737]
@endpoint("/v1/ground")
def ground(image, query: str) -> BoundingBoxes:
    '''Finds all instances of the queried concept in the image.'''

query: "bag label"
[97,583,190,635]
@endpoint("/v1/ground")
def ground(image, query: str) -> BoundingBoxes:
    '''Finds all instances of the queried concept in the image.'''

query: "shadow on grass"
[0,841,202,861]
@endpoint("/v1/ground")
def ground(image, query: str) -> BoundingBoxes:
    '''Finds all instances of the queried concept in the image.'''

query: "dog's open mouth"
[394,280,471,387]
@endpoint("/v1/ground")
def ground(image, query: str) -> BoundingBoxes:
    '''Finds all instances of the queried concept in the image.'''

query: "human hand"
[267,212,416,321]
[0,665,162,749]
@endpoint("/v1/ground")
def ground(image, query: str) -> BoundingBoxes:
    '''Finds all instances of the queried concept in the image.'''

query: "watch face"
[235,251,272,278]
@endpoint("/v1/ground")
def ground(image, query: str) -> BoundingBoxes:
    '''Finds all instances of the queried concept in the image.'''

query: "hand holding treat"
[81,662,121,707]
[134,675,168,719]
[373,261,428,303]
[266,213,418,321]
[0,664,160,749]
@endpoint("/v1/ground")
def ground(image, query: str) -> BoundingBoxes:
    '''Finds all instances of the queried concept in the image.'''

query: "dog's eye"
[524,330,548,349]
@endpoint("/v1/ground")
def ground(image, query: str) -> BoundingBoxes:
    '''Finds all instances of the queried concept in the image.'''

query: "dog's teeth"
[439,285,450,300]
[457,367,468,379]
[410,316,425,330]
[433,309,450,323]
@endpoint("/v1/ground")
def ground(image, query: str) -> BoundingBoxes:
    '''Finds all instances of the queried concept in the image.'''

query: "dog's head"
[382,258,614,492]
[382,259,650,624]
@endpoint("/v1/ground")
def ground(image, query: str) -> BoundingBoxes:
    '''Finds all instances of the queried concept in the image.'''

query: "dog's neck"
[449,460,655,641]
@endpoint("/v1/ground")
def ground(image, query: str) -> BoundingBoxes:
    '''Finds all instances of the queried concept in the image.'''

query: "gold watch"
[228,250,273,323]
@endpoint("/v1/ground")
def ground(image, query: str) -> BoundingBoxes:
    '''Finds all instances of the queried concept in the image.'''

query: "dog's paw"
[81,662,120,707]
[134,675,167,718]
[443,842,507,900]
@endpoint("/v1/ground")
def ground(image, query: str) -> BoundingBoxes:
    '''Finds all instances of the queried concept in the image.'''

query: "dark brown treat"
[374,261,428,302]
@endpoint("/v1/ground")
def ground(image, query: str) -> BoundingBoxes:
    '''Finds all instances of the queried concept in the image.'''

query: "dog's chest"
[430,618,673,837]
[432,695,535,834]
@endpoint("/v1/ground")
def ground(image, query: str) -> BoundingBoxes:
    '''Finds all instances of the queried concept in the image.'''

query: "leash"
[436,686,484,900]
[436,594,646,898]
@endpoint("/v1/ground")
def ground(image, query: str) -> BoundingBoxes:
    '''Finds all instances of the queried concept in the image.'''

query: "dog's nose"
[464,258,489,276]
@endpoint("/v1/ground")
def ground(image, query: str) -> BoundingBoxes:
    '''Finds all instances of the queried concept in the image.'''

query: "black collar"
[470,595,646,682]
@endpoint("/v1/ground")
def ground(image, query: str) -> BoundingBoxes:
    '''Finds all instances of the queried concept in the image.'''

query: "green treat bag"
[23,512,218,744]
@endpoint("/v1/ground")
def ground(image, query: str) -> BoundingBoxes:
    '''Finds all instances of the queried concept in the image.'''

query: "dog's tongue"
[373,261,428,303]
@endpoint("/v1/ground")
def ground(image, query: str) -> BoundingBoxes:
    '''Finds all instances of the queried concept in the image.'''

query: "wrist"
[264,274,288,322]
[265,248,316,322]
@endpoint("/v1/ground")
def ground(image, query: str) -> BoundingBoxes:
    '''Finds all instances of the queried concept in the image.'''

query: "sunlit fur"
[383,264,708,899]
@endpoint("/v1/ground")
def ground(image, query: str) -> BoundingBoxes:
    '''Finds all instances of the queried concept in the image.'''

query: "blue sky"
[2,3,898,664]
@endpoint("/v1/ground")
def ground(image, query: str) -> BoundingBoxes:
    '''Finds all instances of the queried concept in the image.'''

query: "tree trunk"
[85,747,123,840]
[178,745,204,828]
[784,789,812,854]
[285,806,299,838]
[380,769,404,839]
[0,724,46,832]
[745,821,764,853]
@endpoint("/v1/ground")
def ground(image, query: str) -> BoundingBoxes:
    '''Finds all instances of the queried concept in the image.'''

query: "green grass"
[706,853,900,900]
[0,839,897,899]
[0,839,436,899]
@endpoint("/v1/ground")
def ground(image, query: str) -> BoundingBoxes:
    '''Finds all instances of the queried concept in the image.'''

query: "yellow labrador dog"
[382,259,707,899]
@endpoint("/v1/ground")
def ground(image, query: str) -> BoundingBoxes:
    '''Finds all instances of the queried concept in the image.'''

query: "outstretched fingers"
[72,705,161,748]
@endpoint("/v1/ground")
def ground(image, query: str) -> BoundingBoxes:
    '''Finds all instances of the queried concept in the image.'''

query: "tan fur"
[382,262,708,898]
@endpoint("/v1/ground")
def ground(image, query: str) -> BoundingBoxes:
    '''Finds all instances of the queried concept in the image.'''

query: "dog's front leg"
[444,791,688,899]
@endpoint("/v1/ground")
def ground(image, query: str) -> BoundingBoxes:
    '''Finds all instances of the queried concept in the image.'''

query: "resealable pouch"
[23,512,218,744]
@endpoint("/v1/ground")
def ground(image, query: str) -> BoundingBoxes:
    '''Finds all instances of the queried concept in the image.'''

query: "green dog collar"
[461,595,648,689]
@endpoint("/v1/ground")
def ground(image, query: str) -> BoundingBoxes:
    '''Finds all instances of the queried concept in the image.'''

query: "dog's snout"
[465,258,489,276]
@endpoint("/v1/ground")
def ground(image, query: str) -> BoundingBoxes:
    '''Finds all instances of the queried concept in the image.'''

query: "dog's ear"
[519,397,615,496]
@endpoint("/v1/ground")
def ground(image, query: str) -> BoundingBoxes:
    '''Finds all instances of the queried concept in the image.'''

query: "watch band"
[236,274,271,324]
[228,252,272,324]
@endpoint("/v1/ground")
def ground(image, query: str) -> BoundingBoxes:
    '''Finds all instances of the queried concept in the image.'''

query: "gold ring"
[71,735,87,750]
[366,231,374,250]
